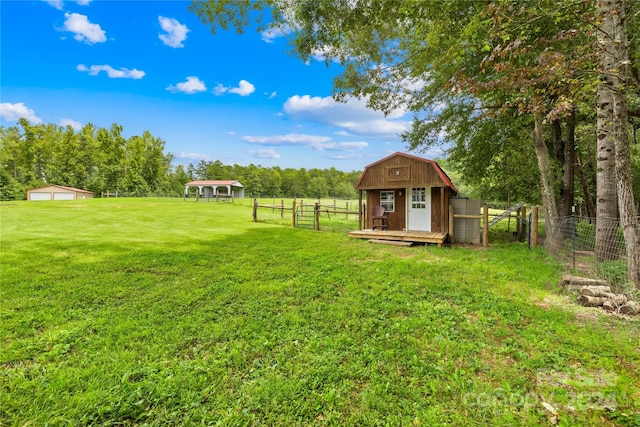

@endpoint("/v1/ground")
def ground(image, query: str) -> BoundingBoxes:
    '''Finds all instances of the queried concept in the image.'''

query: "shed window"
[411,187,427,209]
[380,191,395,212]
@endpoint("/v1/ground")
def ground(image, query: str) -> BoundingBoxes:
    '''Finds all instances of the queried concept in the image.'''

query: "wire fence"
[545,216,628,287]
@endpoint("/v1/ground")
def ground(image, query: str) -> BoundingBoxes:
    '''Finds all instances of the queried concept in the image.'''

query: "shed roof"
[185,180,243,187]
[355,152,457,193]
[29,184,93,194]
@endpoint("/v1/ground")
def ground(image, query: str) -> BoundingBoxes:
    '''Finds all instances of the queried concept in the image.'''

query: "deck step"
[368,239,413,246]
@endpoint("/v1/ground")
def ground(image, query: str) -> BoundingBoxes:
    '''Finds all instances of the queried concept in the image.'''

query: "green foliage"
[0,121,362,200]
[1,199,638,425]
[0,121,173,198]
[0,168,25,200]
[189,0,640,223]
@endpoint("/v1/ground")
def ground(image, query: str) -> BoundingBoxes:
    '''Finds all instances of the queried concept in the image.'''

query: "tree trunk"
[577,295,609,307]
[610,1,639,286]
[576,151,596,220]
[598,0,639,285]
[533,112,561,249]
[561,111,576,219]
[579,286,613,297]
[596,7,619,263]
[619,301,639,315]
[602,295,628,311]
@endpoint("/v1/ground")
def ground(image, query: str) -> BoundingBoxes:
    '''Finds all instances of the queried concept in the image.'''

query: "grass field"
[1,198,639,426]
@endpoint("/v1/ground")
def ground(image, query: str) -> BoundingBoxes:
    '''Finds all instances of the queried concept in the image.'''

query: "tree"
[597,0,638,283]
[49,125,85,188]
[0,126,21,181]
[138,131,168,192]
[190,0,592,244]
[308,176,329,199]
[0,167,23,200]
[170,164,191,195]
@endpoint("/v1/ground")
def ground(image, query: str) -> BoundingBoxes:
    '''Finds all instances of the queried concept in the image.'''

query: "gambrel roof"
[355,152,457,193]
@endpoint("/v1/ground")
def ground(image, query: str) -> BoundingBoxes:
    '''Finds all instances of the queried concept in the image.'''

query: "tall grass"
[1,198,638,426]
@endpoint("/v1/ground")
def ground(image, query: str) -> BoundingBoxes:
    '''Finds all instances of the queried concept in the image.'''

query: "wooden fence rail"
[252,198,361,227]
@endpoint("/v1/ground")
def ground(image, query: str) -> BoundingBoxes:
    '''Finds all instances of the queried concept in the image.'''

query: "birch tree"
[597,0,638,284]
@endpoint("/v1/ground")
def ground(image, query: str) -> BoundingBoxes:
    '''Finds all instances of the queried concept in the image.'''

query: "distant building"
[184,180,245,199]
[27,185,94,201]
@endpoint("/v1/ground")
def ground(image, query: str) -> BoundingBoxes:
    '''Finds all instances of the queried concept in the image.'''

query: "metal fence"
[545,216,627,286]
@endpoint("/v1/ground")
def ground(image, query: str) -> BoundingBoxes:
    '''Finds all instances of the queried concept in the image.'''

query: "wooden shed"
[349,152,457,245]
[27,185,94,201]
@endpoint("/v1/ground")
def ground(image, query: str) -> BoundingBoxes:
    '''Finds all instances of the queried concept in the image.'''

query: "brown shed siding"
[430,187,452,233]
[356,152,457,234]
[365,190,406,230]
[356,156,447,190]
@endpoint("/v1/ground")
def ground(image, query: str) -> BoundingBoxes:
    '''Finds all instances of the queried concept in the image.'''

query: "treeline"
[0,119,361,200]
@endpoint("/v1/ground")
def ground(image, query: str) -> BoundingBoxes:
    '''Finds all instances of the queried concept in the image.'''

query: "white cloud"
[214,80,255,96]
[77,64,145,79]
[323,141,369,151]
[330,153,366,161]
[265,91,277,99]
[158,16,189,48]
[60,118,82,130]
[244,134,330,145]
[213,83,228,96]
[309,46,344,64]
[0,102,43,124]
[45,0,64,10]
[230,80,255,96]
[166,76,207,94]
[261,26,288,43]
[173,151,211,161]
[45,0,90,7]
[243,133,368,152]
[248,148,281,159]
[62,12,106,44]
[284,95,411,138]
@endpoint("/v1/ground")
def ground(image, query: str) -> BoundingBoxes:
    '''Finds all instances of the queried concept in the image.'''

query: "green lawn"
[1,198,638,426]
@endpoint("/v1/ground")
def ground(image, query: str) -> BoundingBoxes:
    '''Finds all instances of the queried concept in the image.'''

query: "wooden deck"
[348,229,448,246]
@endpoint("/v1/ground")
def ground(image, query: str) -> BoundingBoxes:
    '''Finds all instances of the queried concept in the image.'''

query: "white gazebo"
[184,180,244,199]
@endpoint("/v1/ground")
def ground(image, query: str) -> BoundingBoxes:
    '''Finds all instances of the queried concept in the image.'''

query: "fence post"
[519,205,527,242]
[315,202,320,231]
[483,204,489,248]
[292,199,297,227]
[449,205,455,244]
[363,203,366,230]
[358,191,363,230]
[253,198,258,222]
[281,199,284,219]
[531,206,538,248]
[572,206,576,271]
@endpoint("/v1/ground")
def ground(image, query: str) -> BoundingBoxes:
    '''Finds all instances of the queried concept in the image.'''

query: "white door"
[29,192,52,201]
[407,187,431,231]
[54,192,75,200]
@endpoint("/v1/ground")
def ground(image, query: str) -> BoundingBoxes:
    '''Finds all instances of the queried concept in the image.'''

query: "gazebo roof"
[185,180,243,187]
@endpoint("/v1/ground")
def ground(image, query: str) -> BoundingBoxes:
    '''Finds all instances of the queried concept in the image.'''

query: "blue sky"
[1,0,440,171]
